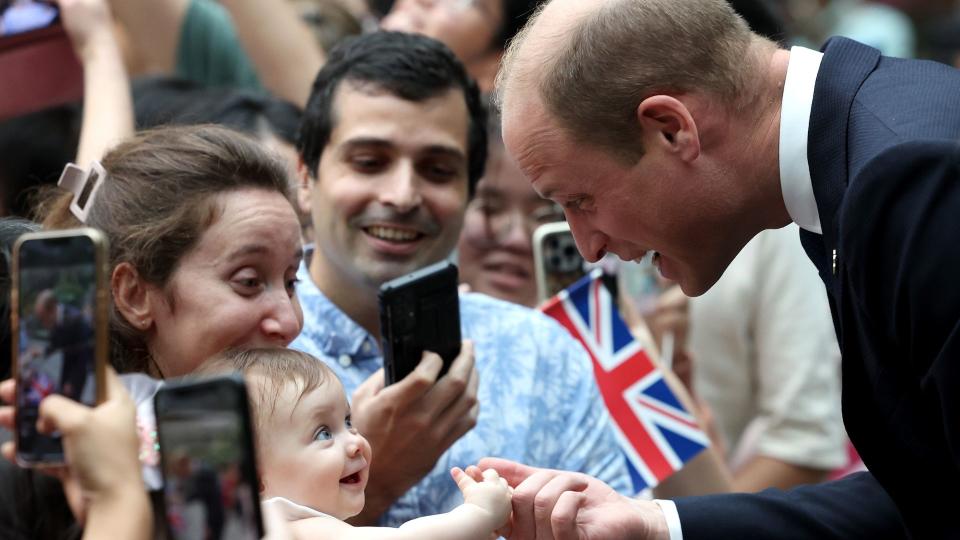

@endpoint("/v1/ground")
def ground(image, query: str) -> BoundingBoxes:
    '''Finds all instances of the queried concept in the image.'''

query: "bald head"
[498,0,762,162]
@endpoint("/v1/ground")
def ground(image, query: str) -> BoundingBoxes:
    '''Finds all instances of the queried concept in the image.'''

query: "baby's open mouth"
[340,472,362,484]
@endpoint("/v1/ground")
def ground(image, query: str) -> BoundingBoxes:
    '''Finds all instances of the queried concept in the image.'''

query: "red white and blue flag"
[541,270,709,493]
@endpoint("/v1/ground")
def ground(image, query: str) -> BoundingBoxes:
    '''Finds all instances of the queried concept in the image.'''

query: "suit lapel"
[806,38,880,293]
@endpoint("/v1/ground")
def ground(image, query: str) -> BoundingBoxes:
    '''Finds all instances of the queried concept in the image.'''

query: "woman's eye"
[231,271,264,293]
[313,427,332,441]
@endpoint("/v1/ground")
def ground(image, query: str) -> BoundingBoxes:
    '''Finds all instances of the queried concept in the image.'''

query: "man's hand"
[349,341,479,523]
[479,457,670,540]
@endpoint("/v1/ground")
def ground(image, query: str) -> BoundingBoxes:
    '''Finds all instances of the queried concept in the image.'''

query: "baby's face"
[258,377,372,519]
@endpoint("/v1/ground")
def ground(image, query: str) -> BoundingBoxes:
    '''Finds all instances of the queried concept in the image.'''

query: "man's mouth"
[363,225,423,243]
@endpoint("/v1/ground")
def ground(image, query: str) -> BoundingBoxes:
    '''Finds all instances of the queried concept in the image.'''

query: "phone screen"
[15,233,98,463]
[0,1,59,37]
[155,377,263,540]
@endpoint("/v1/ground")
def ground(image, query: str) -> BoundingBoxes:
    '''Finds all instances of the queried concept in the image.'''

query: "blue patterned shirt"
[291,262,631,526]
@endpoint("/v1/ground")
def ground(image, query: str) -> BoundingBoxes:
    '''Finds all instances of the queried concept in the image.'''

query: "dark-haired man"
[291,31,629,526]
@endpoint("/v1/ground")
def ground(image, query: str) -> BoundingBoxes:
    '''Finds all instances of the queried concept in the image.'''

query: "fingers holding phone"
[36,366,141,498]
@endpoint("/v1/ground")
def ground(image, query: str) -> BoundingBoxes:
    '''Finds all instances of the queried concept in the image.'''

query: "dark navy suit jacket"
[673,38,960,539]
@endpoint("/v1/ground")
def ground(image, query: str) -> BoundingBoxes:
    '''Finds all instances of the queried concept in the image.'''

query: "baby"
[199,348,512,540]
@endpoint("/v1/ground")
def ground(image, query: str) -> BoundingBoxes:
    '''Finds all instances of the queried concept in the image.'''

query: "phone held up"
[11,228,109,467]
[154,375,264,540]
[533,221,589,304]
[378,261,461,386]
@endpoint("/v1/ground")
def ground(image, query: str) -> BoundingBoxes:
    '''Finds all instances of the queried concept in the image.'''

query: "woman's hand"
[54,0,116,61]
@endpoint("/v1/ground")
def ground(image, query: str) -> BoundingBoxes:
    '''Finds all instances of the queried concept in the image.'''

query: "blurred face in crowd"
[145,189,304,377]
[457,140,563,307]
[381,0,504,67]
[302,82,471,290]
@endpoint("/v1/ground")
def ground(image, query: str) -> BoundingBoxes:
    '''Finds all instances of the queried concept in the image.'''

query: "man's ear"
[296,157,314,217]
[111,262,158,332]
[636,95,701,162]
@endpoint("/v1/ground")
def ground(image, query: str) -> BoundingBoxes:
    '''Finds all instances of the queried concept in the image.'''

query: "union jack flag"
[541,270,709,493]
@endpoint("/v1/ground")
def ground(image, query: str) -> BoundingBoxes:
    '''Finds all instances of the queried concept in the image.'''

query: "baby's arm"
[289,467,511,540]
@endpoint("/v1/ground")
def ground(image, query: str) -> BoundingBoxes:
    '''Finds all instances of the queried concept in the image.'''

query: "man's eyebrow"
[340,137,392,151]
[340,138,464,159]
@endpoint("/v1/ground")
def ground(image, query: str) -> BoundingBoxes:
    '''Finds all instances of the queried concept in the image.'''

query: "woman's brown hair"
[38,124,296,373]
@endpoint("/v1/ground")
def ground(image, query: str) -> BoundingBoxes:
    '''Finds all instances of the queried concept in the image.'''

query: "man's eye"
[351,155,384,171]
[313,427,332,441]
[563,198,583,210]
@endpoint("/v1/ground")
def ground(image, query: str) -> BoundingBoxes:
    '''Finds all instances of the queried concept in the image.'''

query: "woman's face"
[145,189,304,377]
[457,143,564,308]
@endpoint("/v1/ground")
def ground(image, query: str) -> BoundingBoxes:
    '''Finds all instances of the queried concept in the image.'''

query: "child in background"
[198,348,511,540]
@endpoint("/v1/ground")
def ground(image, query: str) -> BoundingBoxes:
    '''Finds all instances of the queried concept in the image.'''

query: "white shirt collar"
[779,46,824,234]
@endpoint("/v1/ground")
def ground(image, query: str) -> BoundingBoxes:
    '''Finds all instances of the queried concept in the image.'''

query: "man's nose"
[379,163,422,213]
[567,216,607,262]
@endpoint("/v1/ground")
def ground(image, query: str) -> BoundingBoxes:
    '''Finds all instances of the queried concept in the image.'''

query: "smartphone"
[11,228,109,466]
[533,221,589,303]
[155,375,264,540]
[378,261,461,386]
[0,2,82,121]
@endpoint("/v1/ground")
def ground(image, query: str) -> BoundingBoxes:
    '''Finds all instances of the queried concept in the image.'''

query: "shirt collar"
[296,247,380,359]
[779,45,824,234]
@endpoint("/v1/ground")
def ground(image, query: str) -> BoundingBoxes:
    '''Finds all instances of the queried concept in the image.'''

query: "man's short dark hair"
[297,31,487,196]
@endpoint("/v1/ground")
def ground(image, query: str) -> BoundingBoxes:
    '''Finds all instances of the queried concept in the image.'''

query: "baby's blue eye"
[313,427,332,441]
[345,416,354,430]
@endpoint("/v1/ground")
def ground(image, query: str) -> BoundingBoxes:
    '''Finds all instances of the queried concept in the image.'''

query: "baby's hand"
[451,465,512,529]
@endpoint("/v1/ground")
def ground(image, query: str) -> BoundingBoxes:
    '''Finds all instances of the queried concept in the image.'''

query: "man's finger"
[382,353,443,406]
[533,474,589,540]
[509,469,566,540]
[353,368,386,401]
[479,457,541,487]
[552,491,587,540]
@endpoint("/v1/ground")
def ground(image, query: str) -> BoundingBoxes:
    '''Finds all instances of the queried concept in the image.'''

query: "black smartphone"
[154,375,264,540]
[378,261,461,386]
[11,228,108,467]
[533,221,588,304]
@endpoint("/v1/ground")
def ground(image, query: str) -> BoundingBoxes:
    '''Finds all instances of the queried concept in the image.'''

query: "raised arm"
[58,0,134,164]
[290,467,510,540]
[106,0,188,75]
[219,0,325,108]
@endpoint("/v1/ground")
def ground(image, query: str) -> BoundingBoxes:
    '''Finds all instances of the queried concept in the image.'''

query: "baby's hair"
[197,348,338,439]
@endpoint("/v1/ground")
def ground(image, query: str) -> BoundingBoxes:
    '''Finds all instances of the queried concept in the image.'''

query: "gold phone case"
[11,227,109,467]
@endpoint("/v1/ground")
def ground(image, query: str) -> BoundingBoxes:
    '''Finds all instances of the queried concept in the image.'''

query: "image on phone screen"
[155,378,263,540]
[0,1,58,37]
[15,233,98,463]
